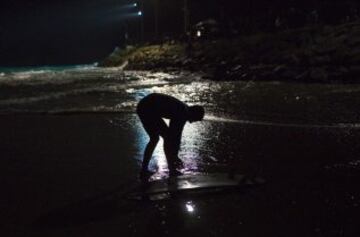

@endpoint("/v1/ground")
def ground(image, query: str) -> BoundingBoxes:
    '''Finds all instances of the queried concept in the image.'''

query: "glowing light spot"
[185,201,195,213]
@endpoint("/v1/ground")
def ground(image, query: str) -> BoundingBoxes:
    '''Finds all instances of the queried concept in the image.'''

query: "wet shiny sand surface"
[1,113,359,237]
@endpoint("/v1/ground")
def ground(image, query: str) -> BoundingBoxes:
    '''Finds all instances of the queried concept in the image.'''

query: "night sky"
[0,0,138,66]
[0,0,356,66]
[0,0,196,66]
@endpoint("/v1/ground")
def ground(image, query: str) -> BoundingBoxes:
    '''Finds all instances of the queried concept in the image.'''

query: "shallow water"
[2,67,360,125]
[1,67,360,236]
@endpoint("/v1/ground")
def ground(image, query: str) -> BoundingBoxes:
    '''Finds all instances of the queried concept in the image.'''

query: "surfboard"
[127,173,265,201]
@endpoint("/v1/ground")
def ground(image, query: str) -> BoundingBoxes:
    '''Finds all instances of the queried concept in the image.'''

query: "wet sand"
[0,114,140,235]
[1,114,360,236]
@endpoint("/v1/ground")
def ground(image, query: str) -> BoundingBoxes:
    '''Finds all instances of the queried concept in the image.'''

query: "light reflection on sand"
[185,201,196,213]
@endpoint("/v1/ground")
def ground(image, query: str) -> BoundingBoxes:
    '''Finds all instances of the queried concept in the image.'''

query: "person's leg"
[141,134,159,172]
[164,138,184,175]
[151,119,182,175]
[164,139,177,172]
[139,114,168,172]
[164,121,185,175]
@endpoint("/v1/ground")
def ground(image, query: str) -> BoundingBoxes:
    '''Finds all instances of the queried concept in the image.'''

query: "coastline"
[99,21,360,83]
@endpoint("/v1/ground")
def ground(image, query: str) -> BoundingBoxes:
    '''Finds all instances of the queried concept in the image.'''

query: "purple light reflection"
[134,116,210,176]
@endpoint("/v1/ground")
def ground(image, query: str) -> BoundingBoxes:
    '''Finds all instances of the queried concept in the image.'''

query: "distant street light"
[120,2,143,44]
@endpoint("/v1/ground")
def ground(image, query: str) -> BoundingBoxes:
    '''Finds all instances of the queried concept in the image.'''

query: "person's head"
[187,105,205,123]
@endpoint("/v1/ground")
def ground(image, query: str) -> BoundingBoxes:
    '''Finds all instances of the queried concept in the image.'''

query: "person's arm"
[168,119,186,156]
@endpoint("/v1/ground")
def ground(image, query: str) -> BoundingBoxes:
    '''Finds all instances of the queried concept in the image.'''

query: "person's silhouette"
[137,93,205,178]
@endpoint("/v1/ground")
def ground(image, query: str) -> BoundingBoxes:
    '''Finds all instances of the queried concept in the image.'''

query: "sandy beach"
[1,113,360,236]
[0,114,140,235]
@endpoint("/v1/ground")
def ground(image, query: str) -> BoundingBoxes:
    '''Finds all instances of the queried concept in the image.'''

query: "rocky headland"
[100,21,360,83]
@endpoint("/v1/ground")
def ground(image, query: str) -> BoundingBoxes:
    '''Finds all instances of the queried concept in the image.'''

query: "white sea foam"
[205,115,360,129]
[48,105,134,115]
[327,86,360,94]
[0,84,127,106]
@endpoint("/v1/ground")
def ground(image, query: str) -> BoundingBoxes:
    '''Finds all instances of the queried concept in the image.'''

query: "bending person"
[137,93,205,178]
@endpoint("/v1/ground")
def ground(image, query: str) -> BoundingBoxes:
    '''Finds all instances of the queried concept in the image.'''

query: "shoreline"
[99,21,360,83]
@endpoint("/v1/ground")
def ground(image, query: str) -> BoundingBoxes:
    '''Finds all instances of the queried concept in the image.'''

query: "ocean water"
[0,65,186,114]
[1,65,360,128]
